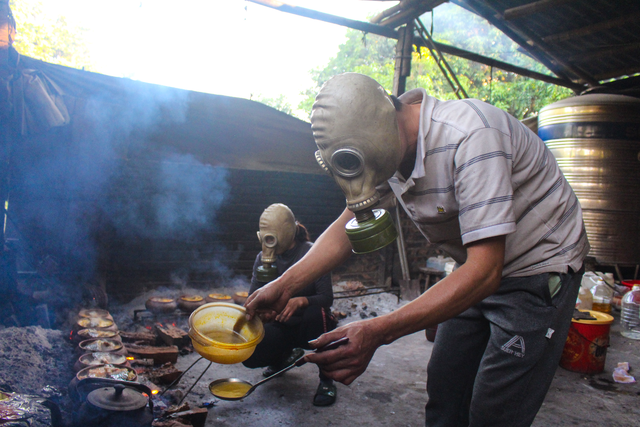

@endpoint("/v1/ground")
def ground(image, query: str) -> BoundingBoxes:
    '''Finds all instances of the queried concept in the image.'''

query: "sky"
[34,0,393,117]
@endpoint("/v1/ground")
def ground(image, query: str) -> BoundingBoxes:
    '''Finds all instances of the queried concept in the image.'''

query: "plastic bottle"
[621,285,640,340]
[591,278,613,313]
[576,286,593,310]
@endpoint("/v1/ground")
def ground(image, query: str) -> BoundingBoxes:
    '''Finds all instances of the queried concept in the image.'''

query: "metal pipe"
[161,356,204,396]
[178,360,212,405]
[394,203,411,281]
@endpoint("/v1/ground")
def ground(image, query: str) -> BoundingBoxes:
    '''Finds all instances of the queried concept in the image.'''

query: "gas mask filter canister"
[311,73,399,254]
[256,204,297,282]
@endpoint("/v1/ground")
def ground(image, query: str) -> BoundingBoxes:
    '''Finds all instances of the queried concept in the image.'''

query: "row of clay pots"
[72,308,137,382]
[145,291,249,315]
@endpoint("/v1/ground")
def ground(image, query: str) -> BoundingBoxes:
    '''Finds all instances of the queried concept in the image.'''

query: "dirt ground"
[1,290,639,426]
[167,292,640,427]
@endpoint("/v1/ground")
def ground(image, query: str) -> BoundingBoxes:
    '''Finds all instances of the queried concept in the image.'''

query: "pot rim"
[76,363,138,382]
[78,338,123,353]
[78,352,127,367]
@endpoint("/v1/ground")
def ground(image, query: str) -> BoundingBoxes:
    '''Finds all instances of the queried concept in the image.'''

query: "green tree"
[252,94,293,115]
[9,0,93,70]
[298,4,573,120]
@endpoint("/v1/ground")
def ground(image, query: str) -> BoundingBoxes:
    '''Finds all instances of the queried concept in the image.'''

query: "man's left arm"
[306,235,505,385]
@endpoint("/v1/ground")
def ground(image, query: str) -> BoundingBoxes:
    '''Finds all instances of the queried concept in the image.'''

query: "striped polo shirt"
[386,89,589,277]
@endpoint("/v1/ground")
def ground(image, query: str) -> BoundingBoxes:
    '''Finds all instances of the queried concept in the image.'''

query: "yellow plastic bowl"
[188,303,264,364]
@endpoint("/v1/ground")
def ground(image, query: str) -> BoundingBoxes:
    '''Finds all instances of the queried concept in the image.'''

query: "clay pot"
[78,338,123,353]
[75,329,119,344]
[75,317,117,332]
[177,295,205,313]
[145,297,178,314]
[78,308,111,319]
[75,352,128,372]
[76,364,138,382]
[233,291,249,306]
[205,293,232,303]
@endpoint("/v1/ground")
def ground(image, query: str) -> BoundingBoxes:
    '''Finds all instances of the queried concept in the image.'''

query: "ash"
[0,326,75,395]
[332,292,408,324]
[0,326,76,425]
[107,284,408,328]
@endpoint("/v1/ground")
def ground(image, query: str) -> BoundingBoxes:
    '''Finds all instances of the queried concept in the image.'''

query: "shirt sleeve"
[454,127,517,245]
[290,241,334,308]
[305,272,333,308]
[248,252,263,296]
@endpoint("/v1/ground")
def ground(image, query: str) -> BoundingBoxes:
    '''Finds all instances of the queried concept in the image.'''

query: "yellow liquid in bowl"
[204,329,248,344]
[210,381,252,399]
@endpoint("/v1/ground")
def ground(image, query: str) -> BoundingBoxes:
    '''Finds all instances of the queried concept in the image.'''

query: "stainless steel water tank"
[538,94,640,265]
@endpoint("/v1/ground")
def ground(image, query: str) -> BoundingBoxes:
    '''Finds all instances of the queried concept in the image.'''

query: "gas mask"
[255,203,297,282]
[310,73,400,254]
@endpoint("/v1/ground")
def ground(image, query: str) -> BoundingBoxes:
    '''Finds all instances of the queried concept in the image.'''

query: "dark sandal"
[313,381,337,407]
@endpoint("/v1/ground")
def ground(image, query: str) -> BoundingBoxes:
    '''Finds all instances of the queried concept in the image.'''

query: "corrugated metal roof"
[249,0,640,94]
[451,0,640,90]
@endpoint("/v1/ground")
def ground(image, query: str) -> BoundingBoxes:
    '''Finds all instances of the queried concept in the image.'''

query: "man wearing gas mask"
[246,73,589,426]
[242,203,338,407]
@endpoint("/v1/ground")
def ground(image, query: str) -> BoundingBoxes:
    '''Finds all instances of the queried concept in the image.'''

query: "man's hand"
[257,310,277,323]
[305,319,383,385]
[275,297,308,323]
[244,278,292,320]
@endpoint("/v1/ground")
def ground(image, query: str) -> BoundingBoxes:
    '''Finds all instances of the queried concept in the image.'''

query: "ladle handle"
[246,337,351,394]
[294,336,350,367]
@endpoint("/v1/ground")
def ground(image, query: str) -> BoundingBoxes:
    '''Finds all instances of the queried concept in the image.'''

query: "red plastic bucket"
[559,310,614,374]
[621,280,640,291]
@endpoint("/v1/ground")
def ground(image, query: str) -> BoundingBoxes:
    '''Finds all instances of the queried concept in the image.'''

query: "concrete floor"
[173,309,640,427]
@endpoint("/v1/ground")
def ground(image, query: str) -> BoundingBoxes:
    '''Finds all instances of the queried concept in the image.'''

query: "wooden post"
[0,0,14,245]
[392,24,416,295]
[392,22,414,97]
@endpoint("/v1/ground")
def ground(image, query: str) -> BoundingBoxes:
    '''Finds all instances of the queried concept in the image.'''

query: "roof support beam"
[420,38,582,91]
[246,0,397,38]
[503,0,577,21]
[543,13,640,44]
[567,42,640,63]
[247,0,582,91]
[372,0,446,28]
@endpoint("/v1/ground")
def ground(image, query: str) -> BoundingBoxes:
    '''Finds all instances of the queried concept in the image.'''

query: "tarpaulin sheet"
[10,54,321,175]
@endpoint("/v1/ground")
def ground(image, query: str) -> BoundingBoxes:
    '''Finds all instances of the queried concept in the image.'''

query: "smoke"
[9,74,232,296]
[105,152,229,240]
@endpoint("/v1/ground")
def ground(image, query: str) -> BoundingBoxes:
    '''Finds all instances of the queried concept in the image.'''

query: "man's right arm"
[244,207,354,318]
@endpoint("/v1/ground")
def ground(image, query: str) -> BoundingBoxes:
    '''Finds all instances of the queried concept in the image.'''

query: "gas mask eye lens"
[263,235,277,248]
[331,148,364,178]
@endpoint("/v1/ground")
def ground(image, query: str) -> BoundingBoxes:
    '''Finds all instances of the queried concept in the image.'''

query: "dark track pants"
[424,268,583,427]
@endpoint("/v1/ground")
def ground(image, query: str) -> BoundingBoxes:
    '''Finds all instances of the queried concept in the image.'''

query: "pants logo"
[501,335,525,358]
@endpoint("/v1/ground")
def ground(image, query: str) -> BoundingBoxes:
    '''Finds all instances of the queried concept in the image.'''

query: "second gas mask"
[310,73,400,254]
[255,203,297,282]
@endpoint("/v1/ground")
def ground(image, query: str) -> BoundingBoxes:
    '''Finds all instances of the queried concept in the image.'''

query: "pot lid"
[87,384,148,411]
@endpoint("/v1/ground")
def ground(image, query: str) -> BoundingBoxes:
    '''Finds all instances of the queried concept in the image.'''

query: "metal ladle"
[209,337,349,401]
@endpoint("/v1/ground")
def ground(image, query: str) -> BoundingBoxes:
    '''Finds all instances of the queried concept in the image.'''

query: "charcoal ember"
[161,389,184,406]
[165,402,190,414]
[146,363,182,385]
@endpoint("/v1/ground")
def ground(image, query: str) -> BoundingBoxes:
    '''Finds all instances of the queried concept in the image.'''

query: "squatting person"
[242,203,338,407]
